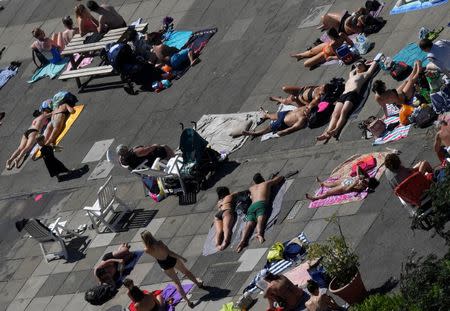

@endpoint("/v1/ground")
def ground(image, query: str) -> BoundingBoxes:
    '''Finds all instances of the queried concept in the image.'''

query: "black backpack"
[84,284,118,306]
[390,62,412,81]
[308,103,334,129]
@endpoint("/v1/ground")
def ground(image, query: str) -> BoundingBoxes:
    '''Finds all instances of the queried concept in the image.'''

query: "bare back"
[135,293,157,311]
[249,182,272,202]
[99,5,125,29]
[267,277,304,310]
[144,241,170,261]
[31,114,50,130]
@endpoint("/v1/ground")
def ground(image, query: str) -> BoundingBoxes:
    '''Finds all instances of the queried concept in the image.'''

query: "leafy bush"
[350,294,406,311]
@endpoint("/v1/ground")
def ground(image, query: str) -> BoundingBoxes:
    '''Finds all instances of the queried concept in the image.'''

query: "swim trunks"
[157,255,177,270]
[215,208,236,220]
[24,128,38,139]
[245,200,267,222]
[270,111,289,133]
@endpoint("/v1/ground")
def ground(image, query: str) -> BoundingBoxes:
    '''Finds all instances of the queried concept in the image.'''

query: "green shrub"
[350,294,406,311]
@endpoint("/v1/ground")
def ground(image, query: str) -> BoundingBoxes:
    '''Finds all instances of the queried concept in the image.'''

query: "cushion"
[229,120,253,138]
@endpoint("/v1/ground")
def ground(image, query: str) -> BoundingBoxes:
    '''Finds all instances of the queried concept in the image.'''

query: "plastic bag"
[267,242,285,262]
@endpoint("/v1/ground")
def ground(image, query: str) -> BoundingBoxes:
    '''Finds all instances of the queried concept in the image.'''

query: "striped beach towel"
[373,116,411,145]
[244,232,309,294]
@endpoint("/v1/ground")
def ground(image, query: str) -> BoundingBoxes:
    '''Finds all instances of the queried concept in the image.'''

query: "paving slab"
[72,247,107,272]
[11,256,42,280]
[15,276,48,300]
[131,217,166,242]
[236,248,267,272]
[44,294,73,311]
[182,234,207,258]
[0,259,23,282]
[56,270,90,296]
[87,233,116,249]
[125,262,154,286]
[5,298,31,311]
[24,296,52,311]
[0,279,27,307]
[35,273,69,298]
[62,293,88,311]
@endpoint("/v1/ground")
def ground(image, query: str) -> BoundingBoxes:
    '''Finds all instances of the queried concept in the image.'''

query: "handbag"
[367,118,386,138]
[414,105,437,128]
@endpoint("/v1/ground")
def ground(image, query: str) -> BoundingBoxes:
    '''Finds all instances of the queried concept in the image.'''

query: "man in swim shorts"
[242,106,309,138]
[236,173,285,253]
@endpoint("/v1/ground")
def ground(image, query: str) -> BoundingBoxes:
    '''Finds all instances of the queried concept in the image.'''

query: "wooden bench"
[58,65,132,92]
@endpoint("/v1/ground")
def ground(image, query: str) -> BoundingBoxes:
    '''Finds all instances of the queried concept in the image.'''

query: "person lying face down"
[269,83,333,108]
[116,144,175,170]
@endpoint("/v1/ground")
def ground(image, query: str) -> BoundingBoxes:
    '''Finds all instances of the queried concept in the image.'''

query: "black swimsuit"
[24,128,38,139]
[157,255,177,270]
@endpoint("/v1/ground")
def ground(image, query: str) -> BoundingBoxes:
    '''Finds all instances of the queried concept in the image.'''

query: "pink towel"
[64,54,94,72]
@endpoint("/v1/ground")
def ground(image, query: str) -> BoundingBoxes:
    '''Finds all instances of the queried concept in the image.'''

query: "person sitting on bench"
[116,144,175,170]
[94,243,134,286]
[87,1,126,33]
[61,16,79,47]
[384,153,433,189]
[75,4,99,36]
[31,28,61,65]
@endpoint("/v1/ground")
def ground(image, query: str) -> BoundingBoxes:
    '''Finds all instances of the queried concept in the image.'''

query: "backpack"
[308,102,334,129]
[358,116,378,139]
[336,45,355,65]
[85,284,118,306]
[106,43,134,71]
[52,91,78,108]
[390,61,412,81]
[431,85,450,114]
[414,105,437,128]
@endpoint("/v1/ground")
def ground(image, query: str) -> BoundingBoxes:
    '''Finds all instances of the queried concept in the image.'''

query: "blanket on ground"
[164,30,193,49]
[393,42,430,67]
[261,104,296,141]
[202,179,294,256]
[116,251,143,285]
[128,283,194,311]
[28,59,69,83]
[373,116,411,145]
[195,111,260,155]
[390,0,448,15]
[308,152,387,208]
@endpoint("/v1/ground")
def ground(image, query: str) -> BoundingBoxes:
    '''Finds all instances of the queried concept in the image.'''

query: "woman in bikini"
[141,231,203,308]
[43,103,75,146]
[6,110,52,170]
[290,28,353,68]
[372,60,423,118]
[269,83,332,108]
[75,4,99,36]
[214,187,239,251]
[124,278,165,311]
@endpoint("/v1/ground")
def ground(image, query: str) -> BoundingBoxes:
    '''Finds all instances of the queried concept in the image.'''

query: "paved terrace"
[0,0,449,310]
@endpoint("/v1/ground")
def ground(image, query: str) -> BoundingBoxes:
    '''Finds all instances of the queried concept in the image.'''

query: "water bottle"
[161,79,171,88]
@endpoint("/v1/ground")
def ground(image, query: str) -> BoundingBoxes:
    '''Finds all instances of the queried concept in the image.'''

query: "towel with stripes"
[244,232,309,294]
[373,116,411,145]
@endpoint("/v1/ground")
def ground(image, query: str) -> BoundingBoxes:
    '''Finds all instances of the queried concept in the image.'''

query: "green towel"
[28,59,69,83]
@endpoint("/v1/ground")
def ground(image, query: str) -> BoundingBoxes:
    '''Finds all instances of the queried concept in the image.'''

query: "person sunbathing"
[43,102,75,146]
[269,84,332,107]
[117,144,175,170]
[236,173,285,253]
[31,28,61,65]
[317,60,378,141]
[290,28,353,68]
[94,243,134,286]
[123,278,165,311]
[263,272,307,311]
[87,1,126,33]
[384,153,433,189]
[75,4,99,36]
[305,280,342,311]
[305,174,378,201]
[152,43,200,69]
[214,187,238,251]
[434,118,450,162]
[242,106,310,138]
[61,16,79,47]
[6,109,52,170]
[372,60,423,118]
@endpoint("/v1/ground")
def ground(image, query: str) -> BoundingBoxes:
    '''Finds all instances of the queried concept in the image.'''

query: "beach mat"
[32,105,84,159]
[196,111,260,155]
[164,30,193,50]
[390,0,448,15]
[393,42,430,67]
[308,152,387,208]
[202,179,294,256]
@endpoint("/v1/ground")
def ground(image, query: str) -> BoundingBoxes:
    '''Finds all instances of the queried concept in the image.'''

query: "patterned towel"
[373,116,411,145]
[308,152,387,208]
[390,0,448,15]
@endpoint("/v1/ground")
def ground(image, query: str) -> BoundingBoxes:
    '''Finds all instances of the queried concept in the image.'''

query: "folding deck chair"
[18,218,82,262]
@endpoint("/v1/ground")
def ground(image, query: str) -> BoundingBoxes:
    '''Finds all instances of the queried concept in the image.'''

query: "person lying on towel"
[150,39,200,70]
[236,173,285,253]
[94,243,135,286]
[38,100,75,146]
[214,186,239,251]
[317,59,378,141]
[269,83,333,107]
[117,144,175,170]
[305,171,378,201]
[372,60,424,118]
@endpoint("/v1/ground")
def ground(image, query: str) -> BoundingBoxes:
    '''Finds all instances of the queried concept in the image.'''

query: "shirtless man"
[214,187,238,251]
[372,60,423,117]
[263,273,307,311]
[44,103,75,146]
[236,173,285,253]
[152,43,199,69]
[6,109,52,170]
[317,60,378,141]
[434,118,450,162]
[242,106,310,138]
[94,243,134,286]
[87,1,126,33]
[305,280,342,311]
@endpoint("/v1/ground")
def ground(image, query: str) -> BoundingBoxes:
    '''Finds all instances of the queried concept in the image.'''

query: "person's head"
[75,4,88,18]
[146,32,163,45]
[384,153,402,172]
[354,60,368,73]
[306,279,320,295]
[116,144,129,157]
[123,278,134,289]
[216,186,230,200]
[326,28,339,40]
[95,267,108,280]
[253,173,265,184]
[32,28,45,41]
[141,230,157,249]
[419,38,433,52]
[62,16,74,29]
[36,135,45,147]
[371,80,386,95]
[436,119,449,132]
[321,83,333,96]
[33,110,42,118]
[87,1,100,12]
[357,15,367,28]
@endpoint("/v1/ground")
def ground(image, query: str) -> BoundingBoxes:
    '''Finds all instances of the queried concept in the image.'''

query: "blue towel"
[390,0,448,15]
[28,59,69,83]
[393,43,429,67]
[116,250,144,285]
[164,30,193,50]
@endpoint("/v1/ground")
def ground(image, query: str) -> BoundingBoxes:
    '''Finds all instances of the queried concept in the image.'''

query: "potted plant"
[307,216,367,305]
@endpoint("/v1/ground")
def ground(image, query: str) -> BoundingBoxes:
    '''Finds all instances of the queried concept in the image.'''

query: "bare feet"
[289,54,304,61]
[305,193,317,201]
[15,157,24,169]
[256,234,265,244]
[236,242,247,253]
[316,132,331,141]
[5,159,14,170]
